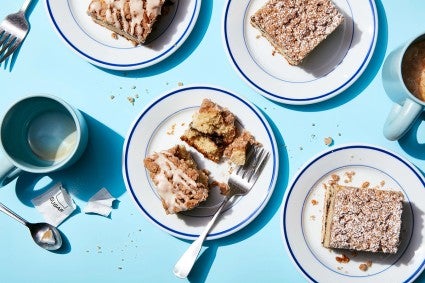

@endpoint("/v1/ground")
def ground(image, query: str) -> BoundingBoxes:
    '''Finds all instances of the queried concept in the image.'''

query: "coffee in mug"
[402,40,425,102]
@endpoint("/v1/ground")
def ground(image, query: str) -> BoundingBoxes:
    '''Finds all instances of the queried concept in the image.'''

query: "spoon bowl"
[28,222,63,251]
[0,202,63,251]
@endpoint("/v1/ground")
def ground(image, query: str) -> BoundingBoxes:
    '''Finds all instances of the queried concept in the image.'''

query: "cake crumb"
[331,174,340,181]
[111,32,118,40]
[343,171,355,183]
[211,181,230,195]
[324,137,333,146]
[310,215,316,221]
[335,254,350,264]
[311,199,318,205]
[327,174,340,186]
[178,82,184,86]
[359,260,372,271]
[127,96,135,105]
[167,124,176,135]
[361,181,370,188]
[380,180,386,187]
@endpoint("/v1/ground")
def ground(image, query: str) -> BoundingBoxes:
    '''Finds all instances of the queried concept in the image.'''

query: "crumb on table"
[324,137,333,146]
[127,96,135,105]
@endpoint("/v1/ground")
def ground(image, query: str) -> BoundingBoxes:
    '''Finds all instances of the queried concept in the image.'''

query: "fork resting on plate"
[173,145,270,278]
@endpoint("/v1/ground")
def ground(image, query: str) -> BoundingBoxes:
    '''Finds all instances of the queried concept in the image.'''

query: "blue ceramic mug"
[0,94,88,186]
[382,34,425,141]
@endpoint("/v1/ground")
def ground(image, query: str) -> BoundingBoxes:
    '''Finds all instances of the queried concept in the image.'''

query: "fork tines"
[236,145,270,183]
[0,34,18,64]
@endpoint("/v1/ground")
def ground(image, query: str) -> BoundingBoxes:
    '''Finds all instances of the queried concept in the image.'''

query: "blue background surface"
[0,0,424,282]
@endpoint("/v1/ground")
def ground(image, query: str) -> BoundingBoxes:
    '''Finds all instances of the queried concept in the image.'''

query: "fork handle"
[20,0,33,14]
[173,195,231,279]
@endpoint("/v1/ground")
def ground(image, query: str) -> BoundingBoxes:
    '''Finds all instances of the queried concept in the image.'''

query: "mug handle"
[0,152,22,187]
[383,98,423,141]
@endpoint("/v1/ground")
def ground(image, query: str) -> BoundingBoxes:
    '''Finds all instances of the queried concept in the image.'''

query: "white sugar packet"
[31,183,77,227]
[83,188,116,217]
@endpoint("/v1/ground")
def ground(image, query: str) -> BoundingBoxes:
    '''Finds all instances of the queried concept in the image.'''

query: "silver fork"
[0,0,33,64]
[173,145,270,279]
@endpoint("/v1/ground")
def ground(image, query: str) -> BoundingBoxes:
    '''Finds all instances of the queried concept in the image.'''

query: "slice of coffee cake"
[143,145,209,214]
[321,184,404,254]
[181,99,237,163]
[250,0,344,65]
[87,0,165,45]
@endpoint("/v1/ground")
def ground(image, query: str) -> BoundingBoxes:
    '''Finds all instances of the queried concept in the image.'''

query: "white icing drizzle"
[153,152,197,213]
[146,0,163,17]
[88,0,164,41]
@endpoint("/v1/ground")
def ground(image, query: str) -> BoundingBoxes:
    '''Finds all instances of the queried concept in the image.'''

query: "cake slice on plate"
[181,99,237,163]
[143,145,210,214]
[87,0,166,45]
[250,0,344,65]
[321,184,404,254]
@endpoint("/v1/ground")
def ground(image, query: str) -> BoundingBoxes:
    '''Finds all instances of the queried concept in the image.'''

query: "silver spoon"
[0,202,62,250]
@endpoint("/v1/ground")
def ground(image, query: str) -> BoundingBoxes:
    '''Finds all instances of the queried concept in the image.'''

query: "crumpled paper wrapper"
[83,187,117,217]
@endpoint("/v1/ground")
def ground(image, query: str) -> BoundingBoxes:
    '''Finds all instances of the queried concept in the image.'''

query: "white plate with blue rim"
[281,144,425,282]
[45,0,200,70]
[122,85,279,240]
[223,0,378,105]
